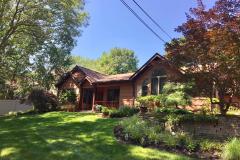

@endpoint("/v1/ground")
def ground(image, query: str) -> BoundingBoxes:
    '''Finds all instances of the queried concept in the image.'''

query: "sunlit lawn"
[0,112,191,160]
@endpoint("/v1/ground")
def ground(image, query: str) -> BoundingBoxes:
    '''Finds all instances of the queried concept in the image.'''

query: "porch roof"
[94,73,133,83]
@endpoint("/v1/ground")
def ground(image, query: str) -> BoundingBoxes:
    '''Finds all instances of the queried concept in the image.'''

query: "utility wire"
[132,0,172,40]
[119,0,166,43]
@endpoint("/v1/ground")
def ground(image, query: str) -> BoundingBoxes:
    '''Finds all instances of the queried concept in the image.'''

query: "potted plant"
[139,103,148,113]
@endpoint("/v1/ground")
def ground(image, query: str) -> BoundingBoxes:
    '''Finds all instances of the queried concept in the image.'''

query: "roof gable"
[56,53,182,87]
[130,53,179,80]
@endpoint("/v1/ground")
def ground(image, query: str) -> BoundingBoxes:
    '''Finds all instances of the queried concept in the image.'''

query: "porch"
[80,86,120,111]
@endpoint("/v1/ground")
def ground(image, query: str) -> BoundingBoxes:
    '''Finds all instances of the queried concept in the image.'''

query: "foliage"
[109,106,139,118]
[199,139,223,152]
[95,105,104,112]
[155,108,192,115]
[136,82,193,110]
[120,115,149,140]
[136,95,162,110]
[28,88,58,113]
[154,107,218,124]
[120,115,199,152]
[99,48,138,75]
[0,112,190,160]
[165,0,240,115]
[0,0,88,98]
[59,90,77,104]
[102,106,109,116]
[71,48,139,75]
[161,82,193,108]
[222,138,240,160]
[71,56,100,72]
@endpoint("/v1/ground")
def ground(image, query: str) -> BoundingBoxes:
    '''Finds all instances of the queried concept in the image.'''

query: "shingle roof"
[95,72,133,83]
[74,65,106,83]
[56,53,182,87]
[56,65,133,87]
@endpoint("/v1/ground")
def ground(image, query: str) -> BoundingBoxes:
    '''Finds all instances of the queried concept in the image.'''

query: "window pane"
[107,89,120,102]
[142,79,148,96]
[151,78,158,95]
[159,77,167,93]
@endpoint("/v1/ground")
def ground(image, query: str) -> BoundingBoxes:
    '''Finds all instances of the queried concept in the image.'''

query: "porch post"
[79,86,83,111]
[92,87,96,111]
[132,81,135,107]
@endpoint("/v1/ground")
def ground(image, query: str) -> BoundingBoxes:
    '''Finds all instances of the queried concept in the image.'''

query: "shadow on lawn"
[0,112,189,160]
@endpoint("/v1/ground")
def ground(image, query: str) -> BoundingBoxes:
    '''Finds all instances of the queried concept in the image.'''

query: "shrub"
[119,116,200,152]
[161,82,193,108]
[28,88,58,113]
[95,105,104,112]
[154,107,218,124]
[59,89,76,104]
[109,109,123,118]
[222,138,240,160]
[155,108,192,115]
[176,134,199,152]
[136,95,162,110]
[199,139,223,151]
[120,115,148,140]
[102,106,109,116]
[109,106,139,118]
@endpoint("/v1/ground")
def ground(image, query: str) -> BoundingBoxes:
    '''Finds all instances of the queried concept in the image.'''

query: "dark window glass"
[152,69,166,77]
[151,69,167,95]
[159,77,167,93]
[142,79,148,96]
[107,88,120,102]
[151,78,158,95]
[83,89,93,104]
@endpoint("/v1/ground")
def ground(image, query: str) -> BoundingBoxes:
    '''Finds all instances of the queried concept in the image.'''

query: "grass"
[0,112,191,160]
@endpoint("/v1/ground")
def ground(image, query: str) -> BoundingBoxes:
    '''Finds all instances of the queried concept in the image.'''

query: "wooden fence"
[0,100,32,115]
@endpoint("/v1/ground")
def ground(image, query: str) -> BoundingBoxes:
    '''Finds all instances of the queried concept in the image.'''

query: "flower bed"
[114,113,224,159]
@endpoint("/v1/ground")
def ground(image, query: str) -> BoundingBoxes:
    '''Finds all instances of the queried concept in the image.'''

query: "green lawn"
[0,112,191,160]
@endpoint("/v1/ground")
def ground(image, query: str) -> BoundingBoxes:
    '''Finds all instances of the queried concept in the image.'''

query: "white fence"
[0,100,33,115]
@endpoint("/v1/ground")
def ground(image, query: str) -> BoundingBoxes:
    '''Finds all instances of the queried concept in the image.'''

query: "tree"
[99,48,138,75]
[165,0,240,115]
[161,82,193,108]
[71,56,100,72]
[0,0,88,98]
[71,48,139,75]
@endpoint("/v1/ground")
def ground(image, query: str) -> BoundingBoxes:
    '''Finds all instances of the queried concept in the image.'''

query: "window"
[107,88,120,102]
[151,69,167,95]
[151,78,158,95]
[142,79,148,96]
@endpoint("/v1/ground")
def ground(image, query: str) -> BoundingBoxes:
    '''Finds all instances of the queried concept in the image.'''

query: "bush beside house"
[28,88,58,113]
[96,105,139,118]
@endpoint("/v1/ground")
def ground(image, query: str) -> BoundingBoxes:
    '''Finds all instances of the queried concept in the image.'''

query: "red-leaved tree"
[165,0,240,115]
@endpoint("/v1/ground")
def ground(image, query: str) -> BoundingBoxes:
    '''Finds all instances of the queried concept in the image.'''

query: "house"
[56,53,184,111]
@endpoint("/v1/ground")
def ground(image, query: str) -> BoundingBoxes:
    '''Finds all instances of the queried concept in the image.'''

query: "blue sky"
[72,0,216,66]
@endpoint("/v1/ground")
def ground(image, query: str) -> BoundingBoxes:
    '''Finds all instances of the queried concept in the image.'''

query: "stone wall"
[171,116,240,139]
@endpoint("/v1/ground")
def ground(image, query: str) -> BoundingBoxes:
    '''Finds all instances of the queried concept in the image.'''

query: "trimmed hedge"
[109,106,139,118]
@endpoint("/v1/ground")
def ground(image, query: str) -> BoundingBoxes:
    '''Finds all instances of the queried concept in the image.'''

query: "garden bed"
[114,125,221,159]
[113,110,229,159]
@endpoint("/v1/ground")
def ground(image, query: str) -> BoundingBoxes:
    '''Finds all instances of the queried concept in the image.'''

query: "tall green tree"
[71,48,139,75]
[99,48,138,75]
[165,0,240,115]
[71,56,100,72]
[0,0,88,98]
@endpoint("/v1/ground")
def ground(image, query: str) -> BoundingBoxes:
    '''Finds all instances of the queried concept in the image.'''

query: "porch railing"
[94,101,119,108]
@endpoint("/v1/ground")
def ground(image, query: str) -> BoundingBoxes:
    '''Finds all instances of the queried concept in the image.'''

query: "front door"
[82,88,93,110]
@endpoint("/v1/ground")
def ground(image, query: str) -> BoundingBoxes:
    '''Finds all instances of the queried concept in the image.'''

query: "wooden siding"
[119,82,134,107]
[134,61,181,97]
